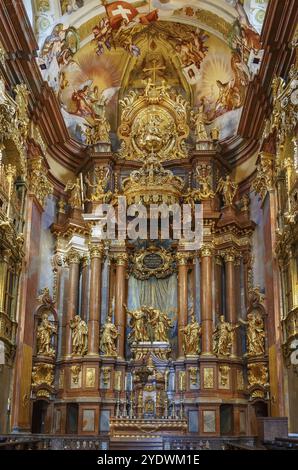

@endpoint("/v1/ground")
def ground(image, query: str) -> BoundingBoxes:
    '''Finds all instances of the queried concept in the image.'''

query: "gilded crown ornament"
[122,152,184,205]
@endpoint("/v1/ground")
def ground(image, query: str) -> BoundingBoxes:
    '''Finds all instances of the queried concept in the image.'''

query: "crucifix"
[143,59,166,85]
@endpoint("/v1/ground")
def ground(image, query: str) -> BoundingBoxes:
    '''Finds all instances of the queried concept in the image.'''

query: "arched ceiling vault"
[2,1,297,188]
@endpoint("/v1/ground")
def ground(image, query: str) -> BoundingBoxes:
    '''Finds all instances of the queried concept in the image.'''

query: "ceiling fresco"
[30,0,268,145]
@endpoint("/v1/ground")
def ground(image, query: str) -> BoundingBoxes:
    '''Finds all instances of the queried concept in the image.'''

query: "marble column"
[114,253,128,359]
[177,252,189,358]
[224,249,238,357]
[88,244,104,355]
[80,254,89,322]
[65,249,80,356]
[214,255,223,316]
[0,249,11,312]
[200,245,213,355]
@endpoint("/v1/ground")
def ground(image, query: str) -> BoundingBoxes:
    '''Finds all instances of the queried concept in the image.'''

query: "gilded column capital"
[81,254,90,267]
[200,244,213,257]
[176,252,191,265]
[89,243,104,260]
[114,252,128,266]
[67,249,81,265]
[223,248,237,263]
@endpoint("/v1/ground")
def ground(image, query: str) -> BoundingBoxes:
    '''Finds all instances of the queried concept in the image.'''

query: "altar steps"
[109,437,163,451]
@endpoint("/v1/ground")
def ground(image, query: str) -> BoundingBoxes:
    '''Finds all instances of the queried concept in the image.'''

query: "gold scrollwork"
[118,81,189,161]
[131,245,175,280]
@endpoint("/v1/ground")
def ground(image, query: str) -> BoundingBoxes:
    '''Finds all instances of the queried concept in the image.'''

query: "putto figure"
[100,313,119,357]
[70,314,88,356]
[36,312,57,357]
[213,315,239,357]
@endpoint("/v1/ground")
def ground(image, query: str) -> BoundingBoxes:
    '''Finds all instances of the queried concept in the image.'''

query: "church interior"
[0,0,297,451]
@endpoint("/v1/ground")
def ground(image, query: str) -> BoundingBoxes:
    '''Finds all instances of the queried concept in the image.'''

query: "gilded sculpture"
[125,305,149,343]
[247,363,269,387]
[217,175,238,206]
[36,312,57,357]
[65,177,83,209]
[32,363,54,387]
[125,305,173,343]
[118,79,189,161]
[148,307,173,342]
[180,312,201,356]
[85,166,112,203]
[240,311,266,357]
[190,106,208,141]
[194,165,215,200]
[100,314,119,357]
[70,314,88,356]
[213,315,239,357]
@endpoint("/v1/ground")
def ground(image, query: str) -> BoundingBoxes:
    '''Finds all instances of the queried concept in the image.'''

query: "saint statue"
[213,315,239,357]
[100,314,119,357]
[195,166,215,200]
[217,175,238,206]
[180,312,201,356]
[191,106,208,141]
[70,314,88,356]
[65,177,82,209]
[36,313,57,357]
[239,311,265,356]
[92,114,110,143]
[148,307,173,342]
[85,167,112,203]
[124,305,149,343]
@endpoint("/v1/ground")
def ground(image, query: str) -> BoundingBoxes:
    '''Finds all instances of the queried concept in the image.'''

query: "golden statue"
[191,106,208,141]
[84,126,93,145]
[180,312,201,356]
[36,312,57,357]
[125,305,149,343]
[195,166,215,200]
[217,175,238,206]
[85,167,112,203]
[65,177,82,209]
[70,314,88,356]
[100,314,119,357]
[148,307,173,342]
[213,315,239,357]
[240,311,265,356]
[92,114,110,143]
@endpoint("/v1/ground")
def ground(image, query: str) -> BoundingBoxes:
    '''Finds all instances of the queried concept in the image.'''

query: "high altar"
[0,0,297,450]
[26,76,267,442]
